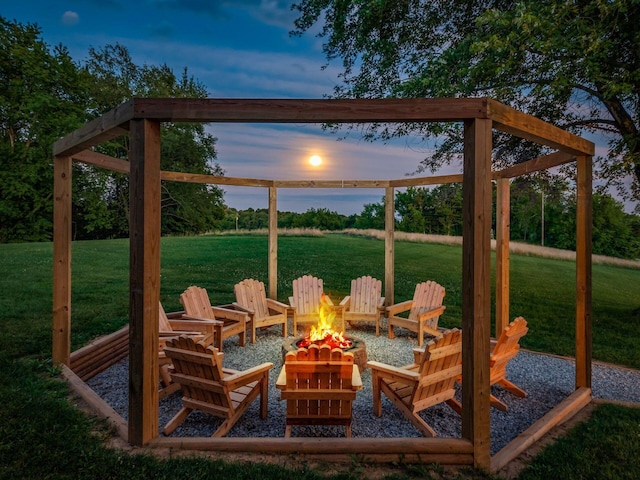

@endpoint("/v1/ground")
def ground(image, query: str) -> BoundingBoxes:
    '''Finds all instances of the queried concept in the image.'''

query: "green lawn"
[0,233,638,479]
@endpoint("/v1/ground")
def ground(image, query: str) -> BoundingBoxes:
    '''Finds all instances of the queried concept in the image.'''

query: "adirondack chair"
[289,275,343,336]
[158,302,221,399]
[162,335,273,437]
[367,328,462,437]
[276,344,362,437]
[180,286,248,351]
[339,275,385,336]
[489,317,529,411]
[387,280,446,346]
[233,278,288,343]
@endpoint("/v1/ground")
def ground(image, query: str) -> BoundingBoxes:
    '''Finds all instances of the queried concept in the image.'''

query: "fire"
[297,293,352,350]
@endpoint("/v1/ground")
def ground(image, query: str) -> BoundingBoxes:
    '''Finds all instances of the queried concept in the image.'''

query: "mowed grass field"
[1,233,639,480]
[1,233,638,368]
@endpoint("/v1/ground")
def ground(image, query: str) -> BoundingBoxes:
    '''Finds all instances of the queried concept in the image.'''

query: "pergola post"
[52,154,72,366]
[268,186,278,299]
[128,119,161,446]
[495,178,511,336]
[384,186,395,306]
[575,155,592,388]
[461,118,492,470]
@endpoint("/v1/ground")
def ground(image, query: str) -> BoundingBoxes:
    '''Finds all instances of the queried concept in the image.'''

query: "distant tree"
[0,17,89,242]
[355,201,385,230]
[292,0,640,208]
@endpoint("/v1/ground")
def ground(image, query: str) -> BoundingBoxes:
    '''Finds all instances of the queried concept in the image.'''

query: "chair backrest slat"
[350,276,381,314]
[181,286,216,320]
[234,278,269,318]
[292,275,323,315]
[409,281,446,329]
[413,329,462,404]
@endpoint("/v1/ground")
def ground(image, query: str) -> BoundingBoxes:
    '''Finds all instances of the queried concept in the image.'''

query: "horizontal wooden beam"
[274,179,389,188]
[493,152,576,179]
[53,100,133,156]
[72,150,131,174]
[389,174,463,187]
[160,171,274,187]
[488,100,595,156]
[490,387,592,473]
[131,97,489,124]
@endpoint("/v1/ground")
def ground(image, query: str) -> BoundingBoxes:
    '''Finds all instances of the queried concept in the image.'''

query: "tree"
[0,17,90,242]
[292,1,640,207]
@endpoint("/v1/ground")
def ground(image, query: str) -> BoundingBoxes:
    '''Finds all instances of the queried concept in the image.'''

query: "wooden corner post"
[128,119,161,446]
[268,186,278,299]
[462,118,492,470]
[495,178,510,336]
[575,155,592,389]
[384,186,395,306]
[53,154,72,366]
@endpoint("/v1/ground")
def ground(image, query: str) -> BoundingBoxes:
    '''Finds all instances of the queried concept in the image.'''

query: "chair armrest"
[167,318,221,333]
[266,298,289,313]
[386,300,413,316]
[417,305,446,322]
[210,306,248,323]
[181,314,224,326]
[231,302,254,315]
[324,295,335,306]
[288,297,296,308]
[224,362,274,390]
[339,296,351,307]
[378,297,385,308]
[412,347,425,364]
[351,365,363,390]
[367,360,420,382]
[275,365,287,390]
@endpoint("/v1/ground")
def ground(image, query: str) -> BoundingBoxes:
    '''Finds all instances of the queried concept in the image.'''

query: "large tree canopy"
[292,0,640,207]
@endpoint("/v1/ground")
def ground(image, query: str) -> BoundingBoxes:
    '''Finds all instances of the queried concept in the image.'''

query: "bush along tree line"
[0,17,225,242]
[219,179,640,260]
[2,16,639,259]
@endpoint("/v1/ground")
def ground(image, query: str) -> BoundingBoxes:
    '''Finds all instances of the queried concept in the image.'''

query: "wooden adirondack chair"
[180,286,248,351]
[158,302,221,399]
[276,344,362,437]
[340,276,385,336]
[489,317,529,411]
[368,329,462,437]
[387,280,446,346]
[289,275,343,336]
[233,278,288,343]
[162,335,273,437]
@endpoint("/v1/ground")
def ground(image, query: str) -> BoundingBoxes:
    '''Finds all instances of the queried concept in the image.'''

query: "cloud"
[147,20,174,40]
[61,11,80,26]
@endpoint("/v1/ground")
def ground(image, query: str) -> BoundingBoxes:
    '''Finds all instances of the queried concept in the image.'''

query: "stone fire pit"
[281,336,368,371]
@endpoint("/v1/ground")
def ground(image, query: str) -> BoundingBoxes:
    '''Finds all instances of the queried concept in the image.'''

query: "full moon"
[309,155,323,167]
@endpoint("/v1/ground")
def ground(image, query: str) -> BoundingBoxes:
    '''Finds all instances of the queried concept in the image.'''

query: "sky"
[3,0,448,215]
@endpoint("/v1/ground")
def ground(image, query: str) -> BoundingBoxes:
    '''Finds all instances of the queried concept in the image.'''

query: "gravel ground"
[87,320,640,455]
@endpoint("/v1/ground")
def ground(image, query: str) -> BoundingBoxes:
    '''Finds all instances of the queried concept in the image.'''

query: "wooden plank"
[488,100,594,156]
[461,118,492,470]
[149,436,474,456]
[389,174,463,187]
[268,187,278,300]
[495,178,510,336]
[72,150,131,174]
[53,99,133,156]
[493,152,575,179]
[490,387,592,472]
[161,170,274,187]
[53,155,72,366]
[274,179,389,188]
[128,119,161,446]
[575,156,593,389]
[61,365,129,440]
[131,97,489,123]
[384,187,395,307]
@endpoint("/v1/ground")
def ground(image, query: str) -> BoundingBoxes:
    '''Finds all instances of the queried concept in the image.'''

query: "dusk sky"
[3,0,448,215]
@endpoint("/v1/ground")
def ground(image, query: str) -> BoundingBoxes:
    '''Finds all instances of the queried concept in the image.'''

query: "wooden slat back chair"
[234,278,288,343]
[162,335,273,437]
[489,317,529,411]
[180,286,247,351]
[289,275,343,336]
[340,276,385,336]
[387,280,446,346]
[158,302,221,399]
[367,329,462,437]
[276,344,362,437]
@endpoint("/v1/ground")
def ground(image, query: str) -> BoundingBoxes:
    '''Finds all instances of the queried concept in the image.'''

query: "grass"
[0,233,639,479]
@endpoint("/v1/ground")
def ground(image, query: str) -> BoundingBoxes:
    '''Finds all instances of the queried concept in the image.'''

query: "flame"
[299,293,352,350]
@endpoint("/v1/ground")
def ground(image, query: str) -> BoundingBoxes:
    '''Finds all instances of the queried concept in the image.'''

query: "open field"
[0,233,638,479]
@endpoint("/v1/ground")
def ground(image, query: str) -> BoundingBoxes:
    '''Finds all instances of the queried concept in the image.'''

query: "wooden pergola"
[52,97,594,472]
